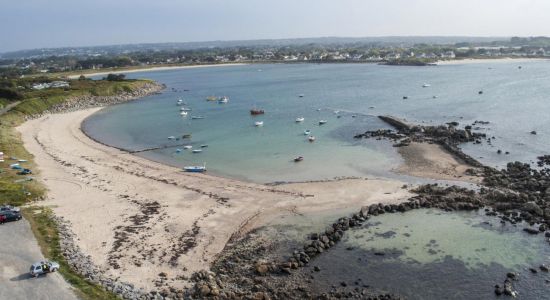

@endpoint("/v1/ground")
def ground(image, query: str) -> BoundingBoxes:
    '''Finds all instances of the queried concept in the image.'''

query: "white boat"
[176,149,182,153]
[168,136,176,140]
[319,120,327,125]
[191,116,205,120]
[183,145,192,150]
[218,96,229,103]
[304,130,311,135]
[180,107,192,111]
[180,111,188,116]
[295,117,305,122]
[422,83,431,88]
[254,121,264,127]
[184,164,206,173]
[334,110,340,114]
[192,149,203,153]
[308,136,316,142]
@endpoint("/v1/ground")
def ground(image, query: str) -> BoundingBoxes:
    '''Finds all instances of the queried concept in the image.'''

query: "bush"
[0,87,24,100]
[105,73,126,81]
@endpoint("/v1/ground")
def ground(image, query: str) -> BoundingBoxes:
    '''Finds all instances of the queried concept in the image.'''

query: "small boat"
[351,115,357,118]
[182,134,192,139]
[177,99,183,103]
[191,116,205,120]
[298,94,304,98]
[176,149,183,153]
[294,156,304,162]
[168,136,176,140]
[184,164,207,173]
[319,120,327,125]
[254,121,264,127]
[334,110,340,114]
[180,111,188,116]
[403,96,408,100]
[218,96,229,103]
[180,107,192,111]
[478,91,483,95]
[200,144,209,148]
[18,159,27,163]
[304,130,311,135]
[192,149,203,153]
[337,115,342,119]
[316,108,321,111]
[422,83,431,88]
[295,117,305,122]
[183,89,190,92]
[369,106,375,109]
[206,96,219,101]
[183,145,192,150]
[433,95,438,99]
[308,136,316,142]
[250,109,265,115]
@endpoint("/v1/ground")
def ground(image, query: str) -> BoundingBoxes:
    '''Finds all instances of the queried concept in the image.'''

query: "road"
[0,217,77,300]
[0,101,21,116]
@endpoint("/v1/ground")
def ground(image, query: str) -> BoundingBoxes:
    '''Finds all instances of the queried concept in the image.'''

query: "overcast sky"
[1,0,549,52]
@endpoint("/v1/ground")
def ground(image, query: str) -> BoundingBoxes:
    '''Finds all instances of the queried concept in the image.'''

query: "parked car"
[0,211,22,222]
[30,261,60,277]
[0,214,6,224]
[17,168,32,175]
[0,205,20,213]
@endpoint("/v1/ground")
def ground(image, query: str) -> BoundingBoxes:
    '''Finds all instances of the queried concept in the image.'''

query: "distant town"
[1,36,549,77]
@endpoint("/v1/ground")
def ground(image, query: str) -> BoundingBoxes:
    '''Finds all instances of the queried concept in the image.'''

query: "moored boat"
[295,117,305,122]
[250,109,265,115]
[184,164,207,173]
[254,121,264,127]
[180,111,188,116]
[218,96,229,103]
[294,156,304,162]
[308,136,316,142]
[192,149,203,153]
[191,116,205,119]
[319,120,327,125]
[304,130,311,135]
[168,136,176,140]
[422,83,431,88]
[206,96,219,101]
[180,107,192,111]
[183,145,192,149]
[182,134,192,139]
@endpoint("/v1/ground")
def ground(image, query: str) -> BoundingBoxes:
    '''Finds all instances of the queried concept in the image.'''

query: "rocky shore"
[354,115,486,167]
[25,81,165,120]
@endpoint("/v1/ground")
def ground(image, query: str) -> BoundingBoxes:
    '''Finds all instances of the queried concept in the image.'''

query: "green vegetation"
[0,77,151,299]
[24,207,119,300]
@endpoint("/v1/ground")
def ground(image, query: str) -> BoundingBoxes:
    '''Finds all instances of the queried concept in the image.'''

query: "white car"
[0,205,20,213]
[30,261,60,277]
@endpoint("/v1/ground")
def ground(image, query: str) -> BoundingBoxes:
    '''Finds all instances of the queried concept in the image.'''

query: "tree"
[105,73,126,81]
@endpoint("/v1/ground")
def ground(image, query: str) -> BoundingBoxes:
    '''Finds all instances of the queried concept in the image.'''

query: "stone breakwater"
[354,115,486,167]
[190,155,550,299]
[25,82,165,120]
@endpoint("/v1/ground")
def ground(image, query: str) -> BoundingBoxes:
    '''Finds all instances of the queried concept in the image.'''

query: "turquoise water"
[83,61,550,182]
[263,209,550,299]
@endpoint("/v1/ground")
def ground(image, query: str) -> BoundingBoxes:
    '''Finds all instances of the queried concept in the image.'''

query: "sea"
[83,61,550,183]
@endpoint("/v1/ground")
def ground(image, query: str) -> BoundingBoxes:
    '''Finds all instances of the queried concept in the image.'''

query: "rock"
[530,268,538,273]
[523,202,543,216]
[199,284,211,296]
[256,264,269,275]
[314,266,321,272]
[540,264,549,272]
[523,227,540,234]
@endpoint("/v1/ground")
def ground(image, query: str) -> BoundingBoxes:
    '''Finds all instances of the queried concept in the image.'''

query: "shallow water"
[269,209,550,299]
[83,61,550,182]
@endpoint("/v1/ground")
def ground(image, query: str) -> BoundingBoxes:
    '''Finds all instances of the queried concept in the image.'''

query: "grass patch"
[23,207,119,300]
[0,78,153,298]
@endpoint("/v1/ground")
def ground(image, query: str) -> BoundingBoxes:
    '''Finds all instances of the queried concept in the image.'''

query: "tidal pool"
[264,209,550,299]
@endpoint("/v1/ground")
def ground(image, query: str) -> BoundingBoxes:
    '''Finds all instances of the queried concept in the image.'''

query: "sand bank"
[67,63,247,79]
[18,108,411,291]
[436,57,549,65]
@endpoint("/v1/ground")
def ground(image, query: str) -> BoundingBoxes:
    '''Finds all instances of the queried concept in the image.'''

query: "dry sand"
[18,108,411,290]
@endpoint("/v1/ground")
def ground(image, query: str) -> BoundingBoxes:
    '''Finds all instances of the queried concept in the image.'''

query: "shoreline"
[436,57,549,65]
[17,103,412,296]
[66,63,247,79]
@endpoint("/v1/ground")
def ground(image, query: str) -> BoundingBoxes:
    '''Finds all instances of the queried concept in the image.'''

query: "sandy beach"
[67,63,247,79]
[18,108,411,291]
[436,57,549,65]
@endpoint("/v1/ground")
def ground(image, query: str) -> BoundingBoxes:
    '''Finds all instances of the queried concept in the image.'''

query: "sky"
[1,0,549,52]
